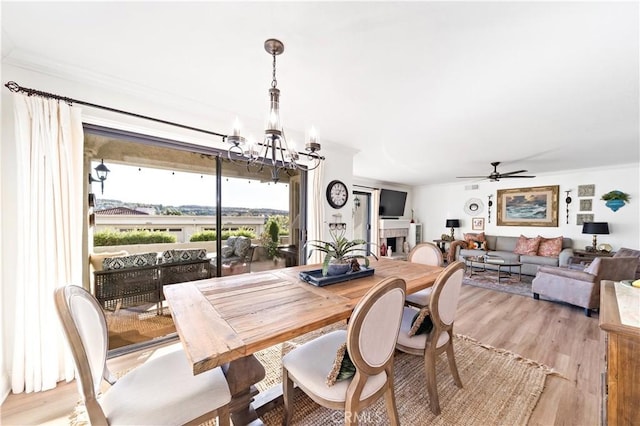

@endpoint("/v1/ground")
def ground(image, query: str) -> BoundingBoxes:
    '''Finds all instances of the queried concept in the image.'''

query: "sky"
[91,162,290,210]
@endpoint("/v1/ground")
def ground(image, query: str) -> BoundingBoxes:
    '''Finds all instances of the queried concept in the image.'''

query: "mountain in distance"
[95,198,288,217]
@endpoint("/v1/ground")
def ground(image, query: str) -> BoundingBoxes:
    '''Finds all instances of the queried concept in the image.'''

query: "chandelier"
[226,39,324,182]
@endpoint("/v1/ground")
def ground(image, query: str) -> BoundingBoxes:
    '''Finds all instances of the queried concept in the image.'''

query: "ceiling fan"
[456,162,536,181]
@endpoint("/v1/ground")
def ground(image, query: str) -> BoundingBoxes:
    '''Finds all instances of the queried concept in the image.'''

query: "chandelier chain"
[271,52,278,89]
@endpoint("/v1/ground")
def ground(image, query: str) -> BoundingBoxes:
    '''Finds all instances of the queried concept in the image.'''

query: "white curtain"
[307,161,325,264]
[11,94,83,393]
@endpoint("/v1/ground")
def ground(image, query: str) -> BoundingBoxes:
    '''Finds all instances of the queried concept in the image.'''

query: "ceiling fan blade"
[497,170,528,176]
[456,175,491,179]
[500,175,536,178]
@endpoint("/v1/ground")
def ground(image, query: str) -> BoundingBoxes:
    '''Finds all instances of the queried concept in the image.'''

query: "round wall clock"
[326,180,348,209]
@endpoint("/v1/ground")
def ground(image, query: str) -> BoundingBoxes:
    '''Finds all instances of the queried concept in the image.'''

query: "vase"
[605,199,625,212]
[327,261,350,276]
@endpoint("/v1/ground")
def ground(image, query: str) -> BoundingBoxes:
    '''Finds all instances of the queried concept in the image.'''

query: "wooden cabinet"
[599,281,640,425]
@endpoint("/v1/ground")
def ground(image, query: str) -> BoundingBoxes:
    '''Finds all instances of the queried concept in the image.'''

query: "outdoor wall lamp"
[89,159,110,194]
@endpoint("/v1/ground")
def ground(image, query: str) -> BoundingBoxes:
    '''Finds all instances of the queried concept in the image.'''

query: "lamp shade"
[582,222,609,235]
[446,219,460,228]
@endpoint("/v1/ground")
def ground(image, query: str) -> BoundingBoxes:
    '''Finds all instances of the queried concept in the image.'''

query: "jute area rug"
[462,272,534,298]
[105,304,176,350]
[70,324,556,426]
[255,332,555,426]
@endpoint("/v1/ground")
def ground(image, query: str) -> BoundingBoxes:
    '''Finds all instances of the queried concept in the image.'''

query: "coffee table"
[463,255,522,283]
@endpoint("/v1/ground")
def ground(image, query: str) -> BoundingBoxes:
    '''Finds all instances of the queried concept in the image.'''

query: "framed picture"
[497,185,559,227]
[576,213,594,225]
[579,199,592,211]
[472,217,485,231]
[578,184,595,197]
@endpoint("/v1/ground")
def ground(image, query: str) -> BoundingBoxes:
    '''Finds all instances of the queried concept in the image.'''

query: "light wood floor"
[1,283,603,425]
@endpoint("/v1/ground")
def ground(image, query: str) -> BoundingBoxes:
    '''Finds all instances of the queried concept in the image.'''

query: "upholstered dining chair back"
[281,276,406,425]
[395,261,465,416]
[347,277,407,374]
[55,285,111,421]
[430,262,465,327]
[405,243,444,308]
[408,242,443,267]
[55,285,231,426]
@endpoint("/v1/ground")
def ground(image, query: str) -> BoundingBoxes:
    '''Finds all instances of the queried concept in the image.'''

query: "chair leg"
[533,293,539,300]
[584,308,591,317]
[445,342,463,388]
[282,367,294,426]
[383,383,400,426]
[218,405,230,426]
[424,351,441,415]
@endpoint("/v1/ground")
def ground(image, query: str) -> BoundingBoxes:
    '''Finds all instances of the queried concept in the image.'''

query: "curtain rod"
[4,80,228,139]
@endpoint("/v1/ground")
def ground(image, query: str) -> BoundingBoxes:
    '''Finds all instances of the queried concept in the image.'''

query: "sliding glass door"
[85,125,306,353]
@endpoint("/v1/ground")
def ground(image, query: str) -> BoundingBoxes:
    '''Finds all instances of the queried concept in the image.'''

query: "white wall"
[0,62,355,400]
[412,165,640,250]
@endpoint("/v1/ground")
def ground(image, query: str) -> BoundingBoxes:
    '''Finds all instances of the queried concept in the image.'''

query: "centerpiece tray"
[299,267,375,287]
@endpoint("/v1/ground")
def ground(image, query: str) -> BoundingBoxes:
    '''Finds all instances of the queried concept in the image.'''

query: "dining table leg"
[221,354,267,426]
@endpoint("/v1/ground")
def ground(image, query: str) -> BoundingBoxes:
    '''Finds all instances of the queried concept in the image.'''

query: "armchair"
[532,256,639,316]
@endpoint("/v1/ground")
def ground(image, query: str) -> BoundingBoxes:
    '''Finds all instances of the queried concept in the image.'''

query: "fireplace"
[379,219,410,258]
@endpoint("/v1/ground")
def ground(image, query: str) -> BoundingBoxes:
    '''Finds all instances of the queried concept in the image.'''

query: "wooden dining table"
[163,257,443,425]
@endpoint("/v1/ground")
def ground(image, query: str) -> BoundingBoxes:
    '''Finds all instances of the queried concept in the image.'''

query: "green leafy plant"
[190,228,256,242]
[260,218,281,259]
[600,190,630,202]
[305,227,377,276]
[94,229,176,246]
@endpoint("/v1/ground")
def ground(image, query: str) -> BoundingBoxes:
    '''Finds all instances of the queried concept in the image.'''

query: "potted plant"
[305,226,376,277]
[601,190,630,212]
[260,219,280,261]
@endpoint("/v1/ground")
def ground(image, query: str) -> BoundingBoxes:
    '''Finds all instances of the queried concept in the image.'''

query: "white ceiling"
[2,1,638,186]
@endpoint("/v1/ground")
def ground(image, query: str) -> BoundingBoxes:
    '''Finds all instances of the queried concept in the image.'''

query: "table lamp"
[582,222,609,252]
[446,219,460,240]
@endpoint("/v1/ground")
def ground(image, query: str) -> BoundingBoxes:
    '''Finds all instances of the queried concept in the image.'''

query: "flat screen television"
[378,189,407,218]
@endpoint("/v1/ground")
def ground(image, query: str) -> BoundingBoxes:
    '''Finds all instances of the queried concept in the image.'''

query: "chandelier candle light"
[226,39,324,183]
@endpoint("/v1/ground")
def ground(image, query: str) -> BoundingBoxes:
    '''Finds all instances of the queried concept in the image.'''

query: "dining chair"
[405,242,444,308]
[54,285,231,425]
[396,260,465,415]
[281,276,407,425]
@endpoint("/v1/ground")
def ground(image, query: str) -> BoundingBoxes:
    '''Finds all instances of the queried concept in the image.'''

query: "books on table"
[484,256,505,264]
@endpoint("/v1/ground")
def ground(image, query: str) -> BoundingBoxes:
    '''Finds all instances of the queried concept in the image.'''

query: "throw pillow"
[103,252,158,270]
[466,240,487,250]
[175,248,207,262]
[464,232,487,250]
[225,236,238,250]
[221,246,235,258]
[90,250,128,272]
[537,236,563,257]
[408,307,433,337]
[234,236,252,258]
[161,249,207,263]
[326,342,356,386]
[514,235,541,256]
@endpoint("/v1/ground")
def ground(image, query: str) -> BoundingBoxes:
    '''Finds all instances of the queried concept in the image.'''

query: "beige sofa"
[454,234,573,276]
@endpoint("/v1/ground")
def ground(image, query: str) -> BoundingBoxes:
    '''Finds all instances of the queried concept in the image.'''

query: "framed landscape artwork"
[472,217,485,231]
[497,185,559,227]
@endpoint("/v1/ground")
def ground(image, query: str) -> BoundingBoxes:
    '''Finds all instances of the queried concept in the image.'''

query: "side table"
[569,249,614,269]
[433,239,452,254]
